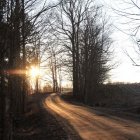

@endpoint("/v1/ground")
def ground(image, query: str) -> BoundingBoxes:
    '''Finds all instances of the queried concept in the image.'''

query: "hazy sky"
[97,0,140,83]
[40,0,140,85]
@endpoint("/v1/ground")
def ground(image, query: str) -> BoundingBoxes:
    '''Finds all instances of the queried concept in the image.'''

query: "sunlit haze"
[28,66,40,79]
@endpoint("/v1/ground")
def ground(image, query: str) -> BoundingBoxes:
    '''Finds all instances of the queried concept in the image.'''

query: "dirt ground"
[13,93,81,140]
[46,93,140,140]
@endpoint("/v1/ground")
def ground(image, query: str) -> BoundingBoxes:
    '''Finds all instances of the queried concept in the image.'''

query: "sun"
[28,66,40,79]
[27,65,46,91]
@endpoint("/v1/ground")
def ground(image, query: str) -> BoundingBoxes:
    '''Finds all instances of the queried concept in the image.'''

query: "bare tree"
[79,11,112,103]
[50,0,96,98]
[112,0,140,66]
[48,0,112,102]
[0,0,61,139]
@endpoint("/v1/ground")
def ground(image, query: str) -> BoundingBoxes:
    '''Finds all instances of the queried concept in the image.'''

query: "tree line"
[0,0,112,139]
[0,0,56,139]
[47,0,112,103]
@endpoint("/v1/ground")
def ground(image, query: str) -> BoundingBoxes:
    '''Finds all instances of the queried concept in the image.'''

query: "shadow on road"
[13,93,79,140]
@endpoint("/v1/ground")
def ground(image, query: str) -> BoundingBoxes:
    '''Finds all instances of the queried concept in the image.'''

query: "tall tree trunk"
[21,0,26,113]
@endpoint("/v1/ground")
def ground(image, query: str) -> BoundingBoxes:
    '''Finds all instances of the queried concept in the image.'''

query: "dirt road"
[45,93,140,140]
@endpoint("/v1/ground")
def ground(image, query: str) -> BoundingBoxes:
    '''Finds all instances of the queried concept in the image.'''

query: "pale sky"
[37,0,140,87]
[97,0,140,83]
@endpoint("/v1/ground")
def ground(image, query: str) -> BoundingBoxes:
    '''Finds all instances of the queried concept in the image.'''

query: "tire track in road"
[45,93,140,140]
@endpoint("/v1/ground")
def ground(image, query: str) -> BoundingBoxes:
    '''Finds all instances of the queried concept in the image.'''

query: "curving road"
[45,93,140,140]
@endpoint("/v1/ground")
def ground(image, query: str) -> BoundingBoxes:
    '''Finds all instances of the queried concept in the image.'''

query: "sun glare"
[29,66,40,79]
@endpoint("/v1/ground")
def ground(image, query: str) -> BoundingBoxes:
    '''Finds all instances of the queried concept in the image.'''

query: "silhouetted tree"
[113,0,140,66]
[50,0,112,102]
